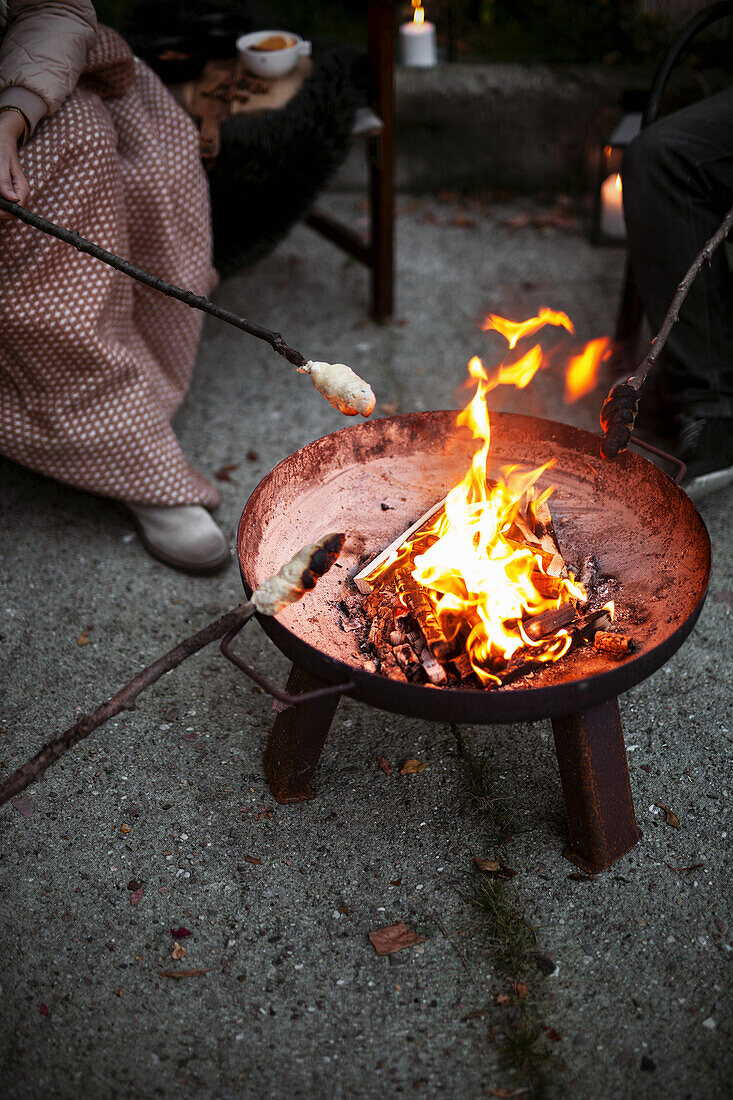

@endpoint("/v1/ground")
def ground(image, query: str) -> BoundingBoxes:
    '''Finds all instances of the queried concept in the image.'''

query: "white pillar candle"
[399,18,438,67]
[600,173,626,240]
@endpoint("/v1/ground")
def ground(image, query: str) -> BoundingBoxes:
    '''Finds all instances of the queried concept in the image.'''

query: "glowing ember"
[365,309,609,685]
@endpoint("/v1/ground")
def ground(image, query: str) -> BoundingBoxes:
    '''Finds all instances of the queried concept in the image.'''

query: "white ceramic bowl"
[236,30,312,79]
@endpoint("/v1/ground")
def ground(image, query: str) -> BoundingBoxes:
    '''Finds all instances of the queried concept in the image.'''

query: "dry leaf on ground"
[170,926,192,938]
[77,625,93,646]
[513,981,528,999]
[214,463,239,482]
[542,1025,562,1042]
[129,888,144,907]
[11,797,34,817]
[171,943,186,960]
[368,921,426,956]
[491,1088,529,1098]
[400,759,427,775]
[657,803,680,828]
[377,756,392,775]
[243,855,263,865]
[474,857,518,878]
[496,993,512,1006]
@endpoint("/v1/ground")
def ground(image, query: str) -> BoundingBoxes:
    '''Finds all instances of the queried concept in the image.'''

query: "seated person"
[0,0,229,572]
[622,84,733,499]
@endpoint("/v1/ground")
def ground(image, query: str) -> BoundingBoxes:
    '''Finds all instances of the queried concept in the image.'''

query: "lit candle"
[600,173,626,240]
[400,2,437,68]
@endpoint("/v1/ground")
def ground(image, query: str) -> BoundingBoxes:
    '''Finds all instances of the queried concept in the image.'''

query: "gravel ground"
[1,193,730,1099]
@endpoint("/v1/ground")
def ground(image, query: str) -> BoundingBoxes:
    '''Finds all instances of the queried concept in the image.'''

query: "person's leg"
[0,30,228,569]
[623,87,733,442]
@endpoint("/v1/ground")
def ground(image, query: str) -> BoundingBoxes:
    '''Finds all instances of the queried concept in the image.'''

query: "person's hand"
[0,109,30,219]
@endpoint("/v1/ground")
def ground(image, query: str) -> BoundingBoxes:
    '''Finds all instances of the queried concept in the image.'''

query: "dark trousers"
[623,85,733,420]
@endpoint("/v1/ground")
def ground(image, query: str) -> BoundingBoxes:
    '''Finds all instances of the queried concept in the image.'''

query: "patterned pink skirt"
[0,28,220,508]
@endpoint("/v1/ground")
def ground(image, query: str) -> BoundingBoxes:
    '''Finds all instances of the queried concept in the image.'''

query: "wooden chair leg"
[263,663,341,803]
[551,697,641,873]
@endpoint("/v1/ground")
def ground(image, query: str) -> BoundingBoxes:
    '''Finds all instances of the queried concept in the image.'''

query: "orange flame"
[366,310,592,685]
[412,0,425,22]
[481,307,574,349]
[565,336,611,402]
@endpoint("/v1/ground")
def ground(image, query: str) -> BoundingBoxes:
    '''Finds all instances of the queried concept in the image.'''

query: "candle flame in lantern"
[565,336,611,401]
[366,309,599,685]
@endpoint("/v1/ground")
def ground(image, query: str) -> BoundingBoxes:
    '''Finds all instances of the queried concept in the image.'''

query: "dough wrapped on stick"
[252,533,346,616]
[303,361,376,417]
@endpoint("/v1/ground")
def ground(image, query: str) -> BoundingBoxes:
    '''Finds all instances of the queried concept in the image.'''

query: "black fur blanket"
[120,1,367,270]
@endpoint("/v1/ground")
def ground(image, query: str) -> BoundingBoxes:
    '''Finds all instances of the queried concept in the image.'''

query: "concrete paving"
[0,193,731,1099]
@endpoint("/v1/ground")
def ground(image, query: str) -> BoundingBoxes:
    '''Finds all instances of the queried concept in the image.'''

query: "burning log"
[449,652,475,681]
[531,571,566,600]
[353,498,447,594]
[593,631,635,658]
[523,604,576,642]
[573,607,612,641]
[531,496,567,577]
[395,573,454,661]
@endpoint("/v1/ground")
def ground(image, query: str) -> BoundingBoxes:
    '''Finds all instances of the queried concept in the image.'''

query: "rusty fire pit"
[223,411,711,873]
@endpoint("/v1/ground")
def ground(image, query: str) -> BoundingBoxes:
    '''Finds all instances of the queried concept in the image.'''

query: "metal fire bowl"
[237,411,711,724]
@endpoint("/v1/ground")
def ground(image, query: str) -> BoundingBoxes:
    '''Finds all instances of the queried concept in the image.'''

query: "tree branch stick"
[0,602,256,807]
[600,202,733,458]
[0,195,308,369]
[628,201,733,391]
[0,532,345,807]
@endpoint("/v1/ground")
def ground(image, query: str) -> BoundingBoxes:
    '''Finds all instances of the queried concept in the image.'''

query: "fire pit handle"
[220,624,354,707]
[630,435,687,485]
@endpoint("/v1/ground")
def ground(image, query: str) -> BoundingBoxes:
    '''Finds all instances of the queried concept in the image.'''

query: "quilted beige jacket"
[0,0,98,133]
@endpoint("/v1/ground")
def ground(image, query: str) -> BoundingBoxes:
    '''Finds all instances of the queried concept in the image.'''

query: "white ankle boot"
[127,504,230,573]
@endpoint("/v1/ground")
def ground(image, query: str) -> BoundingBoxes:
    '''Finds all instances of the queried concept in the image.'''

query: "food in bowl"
[252,34,295,51]
[236,30,312,79]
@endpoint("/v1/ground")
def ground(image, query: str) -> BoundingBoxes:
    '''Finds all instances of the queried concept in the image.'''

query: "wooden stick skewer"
[600,202,733,459]
[0,534,345,808]
[0,197,375,417]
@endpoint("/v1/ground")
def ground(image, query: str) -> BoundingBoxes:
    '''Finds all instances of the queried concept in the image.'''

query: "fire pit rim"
[237,409,711,724]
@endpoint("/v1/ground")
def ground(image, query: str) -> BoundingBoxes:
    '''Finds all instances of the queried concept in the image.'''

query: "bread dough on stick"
[251,533,346,616]
[303,360,375,417]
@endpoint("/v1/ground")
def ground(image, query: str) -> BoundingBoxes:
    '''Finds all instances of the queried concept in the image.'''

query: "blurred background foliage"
[95,0,731,66]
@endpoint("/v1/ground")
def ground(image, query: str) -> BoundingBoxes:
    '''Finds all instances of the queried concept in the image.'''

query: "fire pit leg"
[551,697,641,873]
[263,663,341,804]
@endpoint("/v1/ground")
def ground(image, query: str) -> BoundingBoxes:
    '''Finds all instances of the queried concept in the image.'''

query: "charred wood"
[523,604,576,642]
[449,652,476,681]
[593,631,635,658]
[580,554,599,594]
[395,574,453,660]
